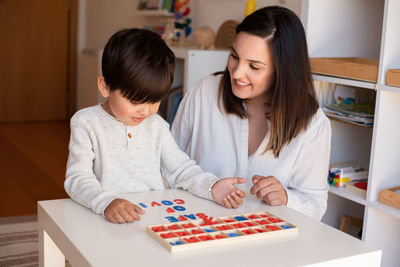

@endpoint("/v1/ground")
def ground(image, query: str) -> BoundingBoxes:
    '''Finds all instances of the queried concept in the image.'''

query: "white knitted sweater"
[65,105,219,215]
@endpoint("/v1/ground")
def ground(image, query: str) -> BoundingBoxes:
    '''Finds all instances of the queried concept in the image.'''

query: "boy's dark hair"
[218,6,318,157]
[102,28,175,103]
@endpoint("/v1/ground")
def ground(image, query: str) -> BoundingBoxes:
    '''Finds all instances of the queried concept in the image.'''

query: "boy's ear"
[98,76,110,98]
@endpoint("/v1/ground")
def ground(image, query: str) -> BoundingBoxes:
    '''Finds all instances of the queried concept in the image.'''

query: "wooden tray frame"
[310,57,378,82]
[386,69,400,87]
[378,186,400,209]
[146,211,298,252]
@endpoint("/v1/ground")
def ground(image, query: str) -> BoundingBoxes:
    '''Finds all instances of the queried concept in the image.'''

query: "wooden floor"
[0,122,70,217]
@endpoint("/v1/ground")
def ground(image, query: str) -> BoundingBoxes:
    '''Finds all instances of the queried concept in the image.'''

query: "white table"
[38,189,381,267]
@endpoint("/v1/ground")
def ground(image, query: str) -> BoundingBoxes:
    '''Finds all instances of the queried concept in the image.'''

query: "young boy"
[65,28,246,224]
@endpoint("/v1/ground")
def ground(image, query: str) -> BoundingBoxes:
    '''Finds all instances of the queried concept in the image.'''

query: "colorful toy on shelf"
[245,0,257,17]
[328,162,368,188]
[336,96,355,104]
[174,0,192,39]
[137,0,147,10]
[147,210,298,252]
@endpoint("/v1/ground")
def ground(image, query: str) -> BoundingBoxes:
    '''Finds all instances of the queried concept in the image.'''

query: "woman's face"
[227,32,275,103]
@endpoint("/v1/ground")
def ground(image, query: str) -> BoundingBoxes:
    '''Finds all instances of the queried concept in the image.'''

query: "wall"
[193,0,301,33]
[76,0,302,107]
[78,0,302,53]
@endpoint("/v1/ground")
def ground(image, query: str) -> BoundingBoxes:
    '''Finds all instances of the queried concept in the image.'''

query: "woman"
[171,6,331,220]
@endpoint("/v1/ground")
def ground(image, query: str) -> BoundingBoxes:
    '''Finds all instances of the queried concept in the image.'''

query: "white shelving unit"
[302,1,400,266]
[170,46,230,94]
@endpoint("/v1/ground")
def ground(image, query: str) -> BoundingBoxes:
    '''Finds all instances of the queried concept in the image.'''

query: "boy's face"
[98,77,160,126]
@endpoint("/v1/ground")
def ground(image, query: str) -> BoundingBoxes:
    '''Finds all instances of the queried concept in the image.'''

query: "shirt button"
[128,133,132,138]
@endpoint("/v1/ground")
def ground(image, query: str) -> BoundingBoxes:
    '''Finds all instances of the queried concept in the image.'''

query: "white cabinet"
[301,1,400,266]
[170,46,230,94]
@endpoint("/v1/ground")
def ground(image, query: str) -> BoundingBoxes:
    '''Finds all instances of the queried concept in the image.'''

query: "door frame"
[67,0,78,120]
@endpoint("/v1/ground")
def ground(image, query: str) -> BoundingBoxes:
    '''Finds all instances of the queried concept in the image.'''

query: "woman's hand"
[211,177,246,208]
[250,175,288,205]
[104,198,146,223]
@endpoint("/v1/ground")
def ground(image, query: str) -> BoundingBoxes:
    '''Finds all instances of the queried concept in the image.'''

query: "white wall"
[78,0,302,52]
[193,0,302,33]
[76,0,302,108]
[79,0,146,50]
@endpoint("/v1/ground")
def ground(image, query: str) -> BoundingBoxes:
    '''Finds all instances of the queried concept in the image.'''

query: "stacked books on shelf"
[322,103,374,126]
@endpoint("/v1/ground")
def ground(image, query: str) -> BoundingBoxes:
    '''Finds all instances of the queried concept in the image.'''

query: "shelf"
[329,185,367,206]
[368,201,400,220]
[312,74,376,90]
[135,10,174,17]
[329,187,400,220]
[376,84,400,93]
[312,75,400,93]
[327,115,373,129]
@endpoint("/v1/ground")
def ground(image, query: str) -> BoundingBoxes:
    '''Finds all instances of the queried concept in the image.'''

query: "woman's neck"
[244,94,270,118]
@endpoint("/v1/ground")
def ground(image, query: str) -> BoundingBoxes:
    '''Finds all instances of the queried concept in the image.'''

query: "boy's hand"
[104,198,145,224]
[211,178,246,208]
[250,175,288,206]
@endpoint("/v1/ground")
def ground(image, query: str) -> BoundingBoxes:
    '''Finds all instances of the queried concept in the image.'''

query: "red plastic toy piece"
[266,225,281,231]
[175,231,190,236]
[181,223,196,228]
[243,222,255,227]
[198,235,214,241]
[232,223,246,228]
[256,219,271,225]
[216,225,231,231]
[167,224,180,230]
[183,237,200,243]
[151,226,166,232]
[242,229,255,235]
[160,232,176,239]
[191,229,204,235]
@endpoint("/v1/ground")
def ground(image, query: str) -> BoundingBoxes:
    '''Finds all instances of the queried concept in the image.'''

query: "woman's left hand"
[250,175,288,206]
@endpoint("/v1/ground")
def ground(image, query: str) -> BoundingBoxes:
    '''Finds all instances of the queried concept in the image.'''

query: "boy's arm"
[161,128,245,206]
[161,129,219,200]
[65,116,116,215]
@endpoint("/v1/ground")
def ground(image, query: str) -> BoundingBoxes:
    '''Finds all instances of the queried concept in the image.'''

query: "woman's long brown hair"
[218,6,318,157]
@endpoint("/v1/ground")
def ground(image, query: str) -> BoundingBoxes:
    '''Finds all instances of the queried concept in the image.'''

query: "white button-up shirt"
[172,75,331,220]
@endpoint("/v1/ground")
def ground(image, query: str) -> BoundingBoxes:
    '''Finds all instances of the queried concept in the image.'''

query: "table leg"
[39,226,65,267]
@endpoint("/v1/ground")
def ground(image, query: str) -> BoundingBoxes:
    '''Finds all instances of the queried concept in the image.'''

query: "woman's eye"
[250,64,259,70]
[230,54,239,60]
